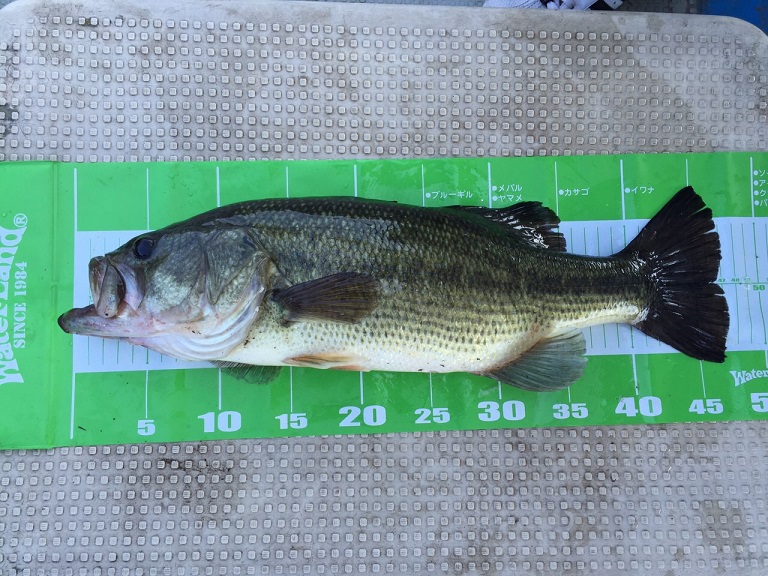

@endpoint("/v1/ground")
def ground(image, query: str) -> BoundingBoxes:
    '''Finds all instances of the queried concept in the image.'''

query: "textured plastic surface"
[0,0,767,162]
[2,425,768,574]
[1,0,768,574]
[2,153,768,450]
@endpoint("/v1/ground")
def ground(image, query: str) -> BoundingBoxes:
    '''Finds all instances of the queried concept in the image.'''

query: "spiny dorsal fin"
[483,330,587,391]
[271,272,379,324]
[213,362,283,385]
[451,202,566,251]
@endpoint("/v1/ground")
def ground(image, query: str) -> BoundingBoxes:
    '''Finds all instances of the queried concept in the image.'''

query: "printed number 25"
[415,407,450,424]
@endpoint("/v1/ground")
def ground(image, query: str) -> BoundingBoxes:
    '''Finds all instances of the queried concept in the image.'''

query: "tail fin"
[617,186,729,363]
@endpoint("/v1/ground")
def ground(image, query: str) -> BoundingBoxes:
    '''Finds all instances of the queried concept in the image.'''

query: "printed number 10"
[198,411,242,433]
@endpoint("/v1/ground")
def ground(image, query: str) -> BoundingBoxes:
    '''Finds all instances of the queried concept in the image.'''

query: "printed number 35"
[552,403,588,420]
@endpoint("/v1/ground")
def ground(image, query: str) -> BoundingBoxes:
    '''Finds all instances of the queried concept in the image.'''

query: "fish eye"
[133,237,155,260]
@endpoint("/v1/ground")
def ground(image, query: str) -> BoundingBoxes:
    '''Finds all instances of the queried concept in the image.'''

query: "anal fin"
[213,361,283,385]
[483,330,587,391]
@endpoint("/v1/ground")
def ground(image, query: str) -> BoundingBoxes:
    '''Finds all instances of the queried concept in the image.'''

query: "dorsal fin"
[451,202,566,251]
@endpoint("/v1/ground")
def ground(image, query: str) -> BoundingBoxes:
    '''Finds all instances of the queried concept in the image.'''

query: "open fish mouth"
[58,256,144,337]
[90,256,126,318]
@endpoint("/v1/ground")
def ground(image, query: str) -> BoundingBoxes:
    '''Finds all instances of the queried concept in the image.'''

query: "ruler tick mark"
[218,369,223,412]
[215,166,221,207]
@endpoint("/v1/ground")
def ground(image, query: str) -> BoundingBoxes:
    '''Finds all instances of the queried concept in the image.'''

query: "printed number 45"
[689,398,723,415]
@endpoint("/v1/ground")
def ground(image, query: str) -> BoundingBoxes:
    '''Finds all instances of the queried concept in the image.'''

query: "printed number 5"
[751,393,768,413]
[137,419,155,436]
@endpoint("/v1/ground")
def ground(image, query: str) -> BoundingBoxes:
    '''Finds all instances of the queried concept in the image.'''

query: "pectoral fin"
[213,362,283,385]
[483,330,587,391]
[271,272,379,324]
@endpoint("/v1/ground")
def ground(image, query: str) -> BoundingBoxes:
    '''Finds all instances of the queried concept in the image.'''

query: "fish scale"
[219,197,647,373]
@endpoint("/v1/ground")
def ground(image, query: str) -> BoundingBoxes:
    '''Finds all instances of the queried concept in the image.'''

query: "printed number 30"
[478,400,525,422]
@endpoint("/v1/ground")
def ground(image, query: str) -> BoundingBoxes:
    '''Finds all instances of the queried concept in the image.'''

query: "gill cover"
[130,225,273,361]
[203,226,267,307]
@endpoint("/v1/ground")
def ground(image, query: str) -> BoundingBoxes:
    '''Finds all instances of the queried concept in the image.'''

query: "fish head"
[58,224,272,360]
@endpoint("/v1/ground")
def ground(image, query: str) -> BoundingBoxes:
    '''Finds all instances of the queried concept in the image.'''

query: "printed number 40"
[615,396,662,418]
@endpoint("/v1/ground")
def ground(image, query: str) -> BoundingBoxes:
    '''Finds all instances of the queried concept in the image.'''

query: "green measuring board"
[1,152,767,449]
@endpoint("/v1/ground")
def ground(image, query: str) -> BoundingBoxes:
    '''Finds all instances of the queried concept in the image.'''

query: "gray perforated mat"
[1,0,768,574]
[3,425,768,574]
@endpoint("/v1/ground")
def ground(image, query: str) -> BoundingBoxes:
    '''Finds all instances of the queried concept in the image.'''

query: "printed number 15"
[276,413,308,429]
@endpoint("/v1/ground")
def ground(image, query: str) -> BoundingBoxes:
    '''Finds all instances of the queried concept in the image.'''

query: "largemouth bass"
[59,187,729,391]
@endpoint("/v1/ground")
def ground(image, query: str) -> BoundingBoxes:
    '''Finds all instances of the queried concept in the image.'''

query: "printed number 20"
[339,405,386,427]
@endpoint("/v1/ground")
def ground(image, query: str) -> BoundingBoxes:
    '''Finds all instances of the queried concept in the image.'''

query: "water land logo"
[0,214,27,385]
[730,368,768,387]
